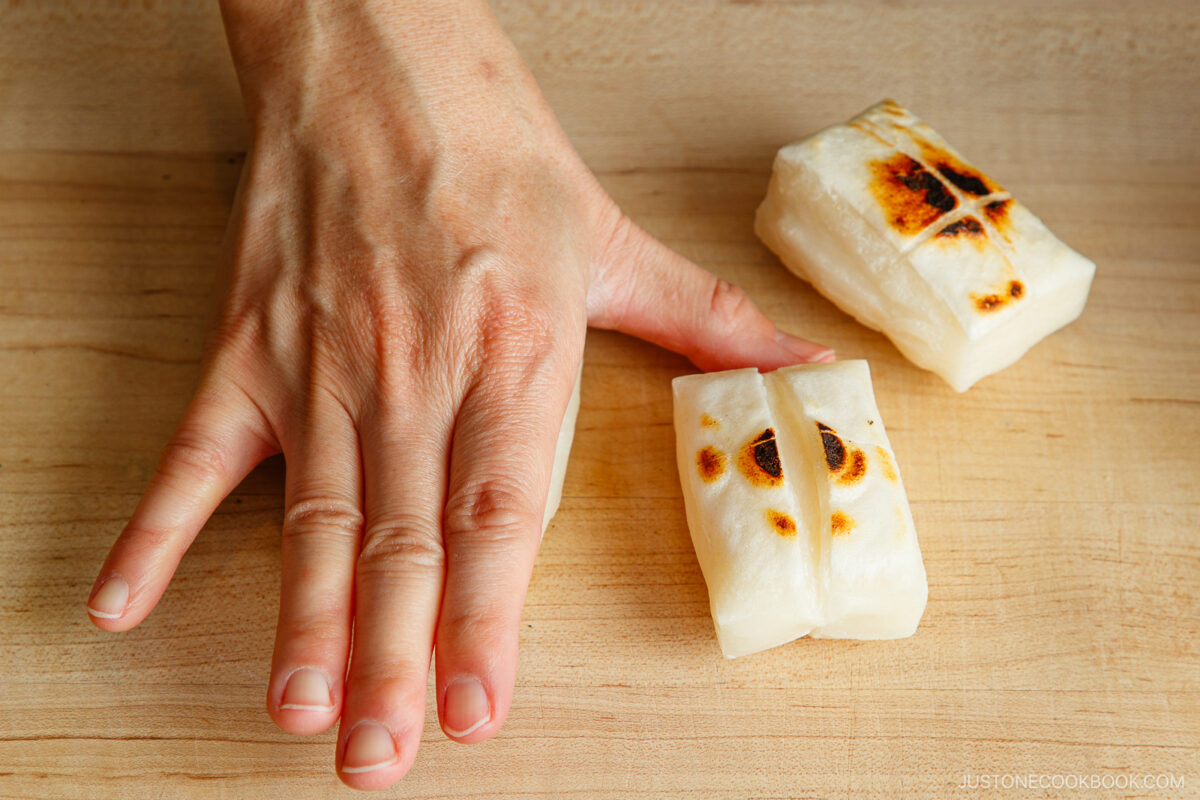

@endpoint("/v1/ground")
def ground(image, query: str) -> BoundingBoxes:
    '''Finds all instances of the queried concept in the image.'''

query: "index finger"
[88,384,276,629]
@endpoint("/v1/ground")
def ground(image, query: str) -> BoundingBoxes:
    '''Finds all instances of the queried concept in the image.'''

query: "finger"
[589,217,835,371]
[267,386,361,736]
[87,384,276,630]
[335,403,450,789]
[435,355,577,742]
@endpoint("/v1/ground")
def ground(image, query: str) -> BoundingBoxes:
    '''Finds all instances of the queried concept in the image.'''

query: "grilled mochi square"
[755,100,1096,392]
[673,360,927,658]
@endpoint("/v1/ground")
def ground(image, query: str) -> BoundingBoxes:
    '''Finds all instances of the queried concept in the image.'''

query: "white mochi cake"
[673,360,927,658]
[755,100,1096,392]
[542,364,582,535]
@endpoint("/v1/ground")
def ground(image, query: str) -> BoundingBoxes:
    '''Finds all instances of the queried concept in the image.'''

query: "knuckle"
[444,482,540,546]
[440,603,518,649]
[458,261,568,362]
[119,521,171,551]
[158,433,228,487]
[369,298,425,359]
[282,497,364,542]
[708,278,755,331]
[479,297,559,358]
[473,308,578,395]
[365,298,437,398]
[277,611,347,649]
[357,518,445,577]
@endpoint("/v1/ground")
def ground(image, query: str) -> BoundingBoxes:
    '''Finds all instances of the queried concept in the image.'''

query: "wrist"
[219,0,515,124]
[218,0,496,62]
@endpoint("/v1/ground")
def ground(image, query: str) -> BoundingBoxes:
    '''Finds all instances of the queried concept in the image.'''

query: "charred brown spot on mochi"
[696,446,727,483]
[876,446,898,482]
[973,292,1004,312]
[984,198,1013,230]
[915,139,998,198]
[868,154,958,236]
[817,422,846,472]
[831,511,855,537]
[767,509,798,537]
[934,162,992,197]
[972,279,1025,313]
[700,413,720,429]
[837,448,868,486]
[818,422,867,485]
[936,216,985,239]
[737,428,783,487]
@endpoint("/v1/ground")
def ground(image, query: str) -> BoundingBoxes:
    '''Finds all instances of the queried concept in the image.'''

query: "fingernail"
[443,676,491,738]
[341,721,399,774]
[87,576,129,619]
[280,668,334,712]
[775,329,834,363]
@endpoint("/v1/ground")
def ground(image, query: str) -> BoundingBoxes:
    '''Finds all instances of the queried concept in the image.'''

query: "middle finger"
[335,401,450,788]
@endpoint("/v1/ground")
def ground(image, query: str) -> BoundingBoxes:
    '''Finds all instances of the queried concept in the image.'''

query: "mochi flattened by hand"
[673,360,927,658]
[542,363,583,536]
[755,100,1096,392]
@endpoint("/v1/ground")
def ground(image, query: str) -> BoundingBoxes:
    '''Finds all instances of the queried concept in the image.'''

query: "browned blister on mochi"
[696,446,727,483]
[738,428,784,488]
[817,422,868,487]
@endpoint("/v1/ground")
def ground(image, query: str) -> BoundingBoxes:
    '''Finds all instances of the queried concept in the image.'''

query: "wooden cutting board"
[1,2,1196,797]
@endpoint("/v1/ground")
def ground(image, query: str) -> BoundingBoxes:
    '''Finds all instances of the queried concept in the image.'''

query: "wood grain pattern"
[1,1,1197,798]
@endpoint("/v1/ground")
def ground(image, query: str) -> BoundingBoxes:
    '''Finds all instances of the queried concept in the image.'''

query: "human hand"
[86,0,832,790]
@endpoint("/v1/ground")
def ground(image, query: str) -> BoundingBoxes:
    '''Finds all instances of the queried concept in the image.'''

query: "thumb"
[587,216,834,372]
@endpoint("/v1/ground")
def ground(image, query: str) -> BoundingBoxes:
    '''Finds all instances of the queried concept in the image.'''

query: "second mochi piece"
[673,360,927,658]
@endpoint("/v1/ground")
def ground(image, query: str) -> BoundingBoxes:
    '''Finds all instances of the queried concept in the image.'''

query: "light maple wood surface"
[2,2,1197,798]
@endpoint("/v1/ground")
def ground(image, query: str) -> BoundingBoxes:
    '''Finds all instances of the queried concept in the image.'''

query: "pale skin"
[85,0,833,791]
